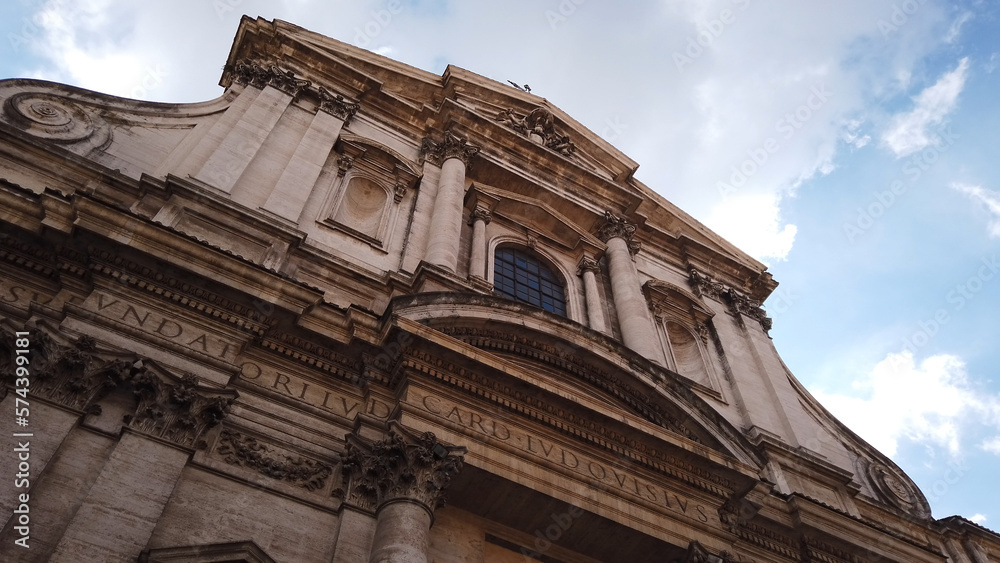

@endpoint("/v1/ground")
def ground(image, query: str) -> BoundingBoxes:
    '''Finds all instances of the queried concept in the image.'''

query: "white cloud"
[970,513,988,524]
[814,351,1000,457]
[944,12,973,44]
[881,58,970,158]
[982,437,1000,455]
[706,192,797,263]
[951,183,1000,238]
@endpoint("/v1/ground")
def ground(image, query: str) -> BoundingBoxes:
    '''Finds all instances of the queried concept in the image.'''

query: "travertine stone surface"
[605,236,663,365]
[424,157,466,272]
[369,501,432,563]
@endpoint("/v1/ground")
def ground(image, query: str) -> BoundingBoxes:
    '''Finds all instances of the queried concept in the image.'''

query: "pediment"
[390,292,766,470]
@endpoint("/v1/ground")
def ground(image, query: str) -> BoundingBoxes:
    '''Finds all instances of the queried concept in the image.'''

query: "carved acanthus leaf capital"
[470,206,493,225]
[421,129,481,166]
[317,86,360,122]
[337,427,466,515]
[596,211,641,255]
[124,366,236,449]
[688,267,772,332]
[577,256,601,276]
[232,60,310,97]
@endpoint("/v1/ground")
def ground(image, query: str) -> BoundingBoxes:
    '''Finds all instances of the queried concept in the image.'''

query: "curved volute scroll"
[1,91,111,153]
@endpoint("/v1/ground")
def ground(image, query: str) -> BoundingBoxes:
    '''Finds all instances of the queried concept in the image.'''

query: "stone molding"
[420,129,481,167]
[215,428,333,491]
[688,267,772,332]
[1,91,112,149]
[335,425,466,516]
[596,211,641,255]
[124,367,235,449]
[495,106,577,156]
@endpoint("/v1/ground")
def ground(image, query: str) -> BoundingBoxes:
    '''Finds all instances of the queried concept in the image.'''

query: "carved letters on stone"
[420,129,481,167]
[596,211,641,255]
[688,267,772,333]
[216,428,333,491]
[335,425,466,515]
[495,106,577,156]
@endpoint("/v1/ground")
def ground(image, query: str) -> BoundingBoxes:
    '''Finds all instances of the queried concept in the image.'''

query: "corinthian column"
[468,206,492,281]
[421,130,480,272]
[578,256,607,333]
[340,426,466,563]
[596,212,664,364]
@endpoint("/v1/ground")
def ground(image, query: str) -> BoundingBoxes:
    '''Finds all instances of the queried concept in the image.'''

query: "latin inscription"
[85,292,239,361]
[413,389,712,524]
[0,283,53,311]
[239,361,389,419]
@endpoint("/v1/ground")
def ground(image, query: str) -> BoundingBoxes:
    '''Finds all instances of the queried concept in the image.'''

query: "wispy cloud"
[881,58,970,158]
[944,12,973,44]
[951,183,1000,238]
[814,351,1000,457]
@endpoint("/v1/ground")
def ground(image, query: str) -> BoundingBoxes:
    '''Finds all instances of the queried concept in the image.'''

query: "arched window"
[493,246,566,316]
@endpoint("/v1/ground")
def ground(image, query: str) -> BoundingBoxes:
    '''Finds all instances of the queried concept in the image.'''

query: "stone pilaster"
[337,425,466,563]
[468,206,492,281]
[420,130,480,272]
[577,256,606,333]
[48,364,235,562]
[261,87,358,222]
[596,212,663,364]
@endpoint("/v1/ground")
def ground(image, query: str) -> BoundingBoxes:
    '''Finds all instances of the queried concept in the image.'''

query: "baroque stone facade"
[0,15,997,563]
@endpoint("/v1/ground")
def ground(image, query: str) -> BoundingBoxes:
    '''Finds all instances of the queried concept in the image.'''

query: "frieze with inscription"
[238,361,390,420]
[411,388,715,524]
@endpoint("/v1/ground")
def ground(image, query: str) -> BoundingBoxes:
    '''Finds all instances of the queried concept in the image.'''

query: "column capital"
[420,129,481,167]
[577,255,601,276]
[232,60,311,97]
[317,86,360,122]
[596,211,641,255]
[469,206,493,225]
[687,267,772,332]
[338,424,466,516]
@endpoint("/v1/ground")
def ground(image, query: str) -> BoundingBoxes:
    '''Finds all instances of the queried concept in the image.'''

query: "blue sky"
[3,0,998,524]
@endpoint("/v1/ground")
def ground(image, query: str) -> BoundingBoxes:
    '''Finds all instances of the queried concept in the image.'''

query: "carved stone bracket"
[688,267,771,332]
[420,129,481,167]
[317,86,360,122]
[335,425,466,515]
[496,106,577,156]
[336,154,354,177]
[124,366,236,449]
[216,428,333,491]
[596,211,641,255]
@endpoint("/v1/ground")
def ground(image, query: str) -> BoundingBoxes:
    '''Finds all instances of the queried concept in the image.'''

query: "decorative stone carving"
[495,106,577,156]
[3,92,111,147]
[671,541,735,563]
[596,211,641,255]
[216,428,333,491]
[232,60,311,97]
[336,426,466,514]
[420,129,480,166]
[469,206,492,226]
[688,267,772,332]
[868,462,925,514]
[336,154,354,177]
[317,86,360,122]
[577,256,600,276]
[124,367,235,449]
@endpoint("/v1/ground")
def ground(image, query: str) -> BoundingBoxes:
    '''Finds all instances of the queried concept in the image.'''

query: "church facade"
[0,15,996,562]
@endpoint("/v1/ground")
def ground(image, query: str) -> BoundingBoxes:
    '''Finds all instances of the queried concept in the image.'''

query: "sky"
[2,0,998,526]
